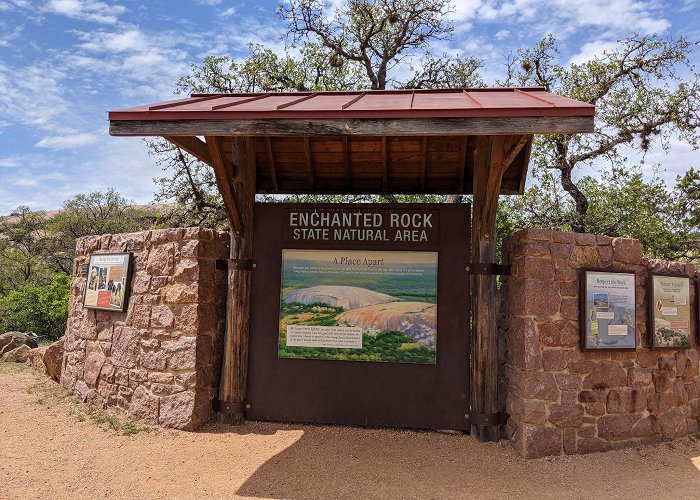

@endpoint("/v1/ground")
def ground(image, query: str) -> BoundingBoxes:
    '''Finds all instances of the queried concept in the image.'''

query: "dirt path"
[2,362,700,500]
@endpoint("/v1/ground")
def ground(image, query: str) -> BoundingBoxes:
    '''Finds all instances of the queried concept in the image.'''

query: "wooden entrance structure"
[109,88,594,440]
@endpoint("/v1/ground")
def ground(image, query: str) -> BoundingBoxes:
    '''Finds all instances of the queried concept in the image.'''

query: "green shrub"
[0,273,70,341]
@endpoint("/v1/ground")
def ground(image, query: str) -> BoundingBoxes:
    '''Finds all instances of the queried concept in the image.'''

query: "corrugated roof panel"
[411,91,480,109]
[224,95,295,111]
[158,95,252,111]
[279,93,354,111]
[472,91,546,108]
[343,92,413,110]
[109,88,595,121]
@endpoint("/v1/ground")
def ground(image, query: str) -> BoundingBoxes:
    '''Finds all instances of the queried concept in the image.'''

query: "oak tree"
[502,34,700,232]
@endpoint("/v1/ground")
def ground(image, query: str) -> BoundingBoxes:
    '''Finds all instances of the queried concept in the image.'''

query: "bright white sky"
[0,0,698,213]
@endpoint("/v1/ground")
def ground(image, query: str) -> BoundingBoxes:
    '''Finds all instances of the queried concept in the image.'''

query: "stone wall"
[61,228,229,430]
[503,228,700,457]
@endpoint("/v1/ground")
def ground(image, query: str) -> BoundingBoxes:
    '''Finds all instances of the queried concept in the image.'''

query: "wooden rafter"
[165,135,212,165]
[419,137,427,191]
[381,136,388,192]
[457,136,468,192]
[304,137,315,189]
[205,135,242,235]
[343,136,351,189]
[264,137,278,191]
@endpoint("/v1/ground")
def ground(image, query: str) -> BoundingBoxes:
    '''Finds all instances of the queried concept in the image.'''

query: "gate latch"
[464,412,509,426]
[466,263,511,276]
[216,259,258,271]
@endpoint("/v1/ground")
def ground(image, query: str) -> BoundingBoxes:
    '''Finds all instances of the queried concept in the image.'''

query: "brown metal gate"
[246,203,470,430]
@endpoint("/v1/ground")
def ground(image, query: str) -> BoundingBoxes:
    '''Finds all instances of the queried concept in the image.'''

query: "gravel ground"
[2,362,700,500]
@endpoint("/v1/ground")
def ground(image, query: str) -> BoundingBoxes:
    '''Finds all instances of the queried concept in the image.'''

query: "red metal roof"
[108,87,594,121]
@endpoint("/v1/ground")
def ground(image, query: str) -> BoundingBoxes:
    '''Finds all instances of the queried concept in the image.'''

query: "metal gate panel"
[247,203,470,430]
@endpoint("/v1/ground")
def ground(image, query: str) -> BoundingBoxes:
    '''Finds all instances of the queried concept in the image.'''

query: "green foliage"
[0,273,70,341]
[505,165,700,262]
[47,189,164,273]
[177,43,370,95]
[0,206,52,293]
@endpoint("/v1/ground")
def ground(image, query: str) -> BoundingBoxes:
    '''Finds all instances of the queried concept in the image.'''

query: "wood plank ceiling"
[208,134,532,195]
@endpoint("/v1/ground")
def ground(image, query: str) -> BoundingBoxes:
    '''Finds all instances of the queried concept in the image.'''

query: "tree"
[502,34,700,232]
[281,0,455,90]
[47,189,163,274]
[176,43,370,94]
[152,0,482,220]
[0,206,51,293]
[505,165,700,261]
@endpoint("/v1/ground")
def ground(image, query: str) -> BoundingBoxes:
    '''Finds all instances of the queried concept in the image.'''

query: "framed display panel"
[649,273,691,349]
[580,269,637,351]
[278,249,438,365]
[83,253,133,312]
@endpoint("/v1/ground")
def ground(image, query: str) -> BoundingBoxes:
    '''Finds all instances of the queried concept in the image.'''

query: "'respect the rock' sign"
[283,207,439,246]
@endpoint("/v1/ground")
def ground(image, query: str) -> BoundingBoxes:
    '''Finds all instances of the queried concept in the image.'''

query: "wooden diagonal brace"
[500,135,530,172]
[165,135,212,165]
[206,136,243,236]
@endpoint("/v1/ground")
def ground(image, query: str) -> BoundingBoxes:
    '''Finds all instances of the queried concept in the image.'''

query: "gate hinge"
[464,411,509,426]
[216,259,258,271]
[213,399,251,414]
[465,263,511,276]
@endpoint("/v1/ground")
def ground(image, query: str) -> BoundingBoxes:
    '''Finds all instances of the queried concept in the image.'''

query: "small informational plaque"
[580,270,636,350]
[287,325,363,349]
[84,253,132,312]
[650,274,691,348]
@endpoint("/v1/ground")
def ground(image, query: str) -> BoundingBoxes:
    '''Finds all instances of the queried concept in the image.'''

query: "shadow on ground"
[197,419,700,500]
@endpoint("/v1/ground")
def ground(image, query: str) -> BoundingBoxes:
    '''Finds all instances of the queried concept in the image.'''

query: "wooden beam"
[419,137,427,191]
[206,136,242,236]
[470,135,510,442]
[218,136,256,425]
[264,137,278,191]
[381,136,388,192]
[165,135,212,165]
[109,115,595,137]
[304,137,315,189]
[457,136,468,192]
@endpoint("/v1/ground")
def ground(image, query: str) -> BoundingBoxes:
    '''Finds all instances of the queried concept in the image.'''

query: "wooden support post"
[212,136,256,425]
[470,135,527,441]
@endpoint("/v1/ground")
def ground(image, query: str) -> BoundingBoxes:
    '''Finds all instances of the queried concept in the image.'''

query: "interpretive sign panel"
[650,274,691,348]
[279,249,438,364]
[84,253,132,312]
[580,269,636,350]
